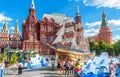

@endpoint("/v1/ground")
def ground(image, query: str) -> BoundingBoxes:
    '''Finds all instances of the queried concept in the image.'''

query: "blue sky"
[0,0,120,41]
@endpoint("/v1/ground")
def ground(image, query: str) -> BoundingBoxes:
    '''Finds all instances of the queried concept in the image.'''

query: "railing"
[54,45,84,53]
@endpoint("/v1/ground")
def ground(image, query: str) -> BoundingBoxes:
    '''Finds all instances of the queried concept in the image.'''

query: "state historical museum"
[21,0,90,55]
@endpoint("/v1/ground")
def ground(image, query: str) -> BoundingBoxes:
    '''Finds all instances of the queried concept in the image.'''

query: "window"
[51,26,54,32]
[43,36,46,42]
[46,26,48,32]
[50,36,54,43]
[30,35,34,42]
[30,25,34,31]
[41,25,44,31]
[30,45,33,50]
[44,26,46,32]
[77,36,81,44]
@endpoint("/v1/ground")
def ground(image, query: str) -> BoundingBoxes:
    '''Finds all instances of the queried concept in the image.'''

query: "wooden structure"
[56,48,95,65]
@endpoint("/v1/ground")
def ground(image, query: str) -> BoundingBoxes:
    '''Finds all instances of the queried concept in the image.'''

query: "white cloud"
[84,19,120,41]
[9,26,15,30]
[113,35,120,42]
[0,13,12,23]
[83,0,120,9]
[108,20,120,31]
[84,28,99,38]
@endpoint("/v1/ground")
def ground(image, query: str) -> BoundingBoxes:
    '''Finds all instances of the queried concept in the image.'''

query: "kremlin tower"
[98,12,112,44]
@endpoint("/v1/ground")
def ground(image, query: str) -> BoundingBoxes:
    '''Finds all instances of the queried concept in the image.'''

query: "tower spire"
[76,5,80,16]
[3,20,8,30]
[31,0,35,9]
[75,5,81,24]
[15,20,20,32]
[101,11,107,27]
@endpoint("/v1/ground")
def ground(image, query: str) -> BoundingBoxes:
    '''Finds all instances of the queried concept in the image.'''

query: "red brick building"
[98,12,112,44]
[0,20,21,49]
[0,0,90,55]
[87,12,113,44]
[22,1,89,54]
[22,0,60,55]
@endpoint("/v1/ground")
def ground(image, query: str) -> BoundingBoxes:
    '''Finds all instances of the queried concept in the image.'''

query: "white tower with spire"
[31,0,35,9]
[76,5,80,16]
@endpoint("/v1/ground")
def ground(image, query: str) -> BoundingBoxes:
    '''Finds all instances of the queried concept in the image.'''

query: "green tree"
[98,40,106,53]
[89,40,114,56]
[11,53,18,64]
[89,42,99,55]
[113,40,120,56]
[89,42,94,51]
[106,44,113,56]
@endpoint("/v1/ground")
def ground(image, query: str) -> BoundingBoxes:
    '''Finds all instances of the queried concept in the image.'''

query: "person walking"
[18,61,23,75]
[64,60,71,75]
[69,60,74,74]
[0,60,5,77]
[109,60,116,77]
[61,60,65,74]
[56,60,62,74]
[116,63,120,77]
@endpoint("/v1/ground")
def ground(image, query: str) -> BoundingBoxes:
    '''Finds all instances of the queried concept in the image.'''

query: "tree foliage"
[113,40,120,56]
[89,40,114,56]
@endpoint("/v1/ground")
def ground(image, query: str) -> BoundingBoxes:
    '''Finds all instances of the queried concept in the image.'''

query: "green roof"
[15,20,20,32]
[101,12,107,27]
[3,21,8,30]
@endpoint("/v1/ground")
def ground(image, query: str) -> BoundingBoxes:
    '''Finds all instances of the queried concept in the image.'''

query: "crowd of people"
[1,55,120,77]
[109,60,120,77]
[56,59,82,76]
[56,59,120,77]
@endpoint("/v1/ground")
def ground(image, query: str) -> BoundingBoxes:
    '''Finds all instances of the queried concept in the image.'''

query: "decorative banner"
[24,54,48,69]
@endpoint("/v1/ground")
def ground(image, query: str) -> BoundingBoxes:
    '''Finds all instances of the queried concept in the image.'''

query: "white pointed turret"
[31,0,35,9]
[76,5,80,16]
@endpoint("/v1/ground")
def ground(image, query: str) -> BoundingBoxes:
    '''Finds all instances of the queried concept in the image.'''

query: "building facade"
[0,0,90,55]
[0,20,21,49]
[88,12,113,44]
[98,12,112,44]
[22,0,89,54]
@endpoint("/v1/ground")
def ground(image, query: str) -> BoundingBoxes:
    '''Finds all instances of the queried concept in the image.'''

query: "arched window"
[44,26,47,32]
[50,36,54,43]
[51,26,54,32]
[30,25,34,31]
[77,36,81,44]
[43,36,46,42]
[30,35,34,42]
[41,25,44,31]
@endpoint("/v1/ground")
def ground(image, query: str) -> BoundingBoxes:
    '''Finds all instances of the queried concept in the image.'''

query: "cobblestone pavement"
[4,65,75,77]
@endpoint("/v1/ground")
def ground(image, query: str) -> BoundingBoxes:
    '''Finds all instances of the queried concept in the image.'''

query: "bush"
[10,54,18,64]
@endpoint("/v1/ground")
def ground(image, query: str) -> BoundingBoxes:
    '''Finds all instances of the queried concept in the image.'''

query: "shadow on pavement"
[4,73,18,75]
